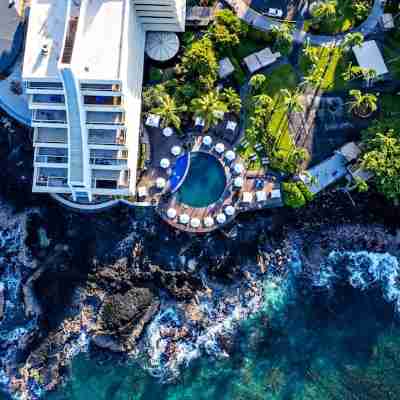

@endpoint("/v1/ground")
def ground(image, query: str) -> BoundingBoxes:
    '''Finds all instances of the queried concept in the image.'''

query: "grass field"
[299,45,350,92]
[238,64,298,171]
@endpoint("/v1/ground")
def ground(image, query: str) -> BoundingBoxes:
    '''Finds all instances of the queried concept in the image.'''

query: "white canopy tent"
[352,41,389,77]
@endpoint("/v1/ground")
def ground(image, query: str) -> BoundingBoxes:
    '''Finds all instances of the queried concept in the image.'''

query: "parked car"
[265,8,283,17]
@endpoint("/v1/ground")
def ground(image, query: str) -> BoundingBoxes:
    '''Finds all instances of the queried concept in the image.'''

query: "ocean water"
[45,251,400,400]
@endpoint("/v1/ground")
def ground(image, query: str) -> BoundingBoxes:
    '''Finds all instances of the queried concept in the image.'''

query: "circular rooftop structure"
[145,32,179,62]
[0,3,23,76]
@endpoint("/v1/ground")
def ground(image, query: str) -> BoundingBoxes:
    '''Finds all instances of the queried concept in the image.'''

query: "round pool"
[176,152,227,208]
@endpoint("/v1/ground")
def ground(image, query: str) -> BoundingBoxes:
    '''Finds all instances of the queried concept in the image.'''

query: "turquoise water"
[176,152,226,208]
[46,258,400,400]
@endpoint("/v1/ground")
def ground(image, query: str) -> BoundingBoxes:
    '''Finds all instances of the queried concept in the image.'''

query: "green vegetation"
[239,64,309,173]
[151,93,187,129]
[308,0,372,35]
[282,181,313,208]
[300,43,349,91]
[361,119,400,203]
[191,91,228,132]
[383,28,400,80]
[347,90,378,117]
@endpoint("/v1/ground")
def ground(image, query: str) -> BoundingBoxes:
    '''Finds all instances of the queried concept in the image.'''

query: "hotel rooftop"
[22,0,186,204]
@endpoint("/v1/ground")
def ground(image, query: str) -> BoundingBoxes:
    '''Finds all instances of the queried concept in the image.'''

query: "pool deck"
[137,123,282,234]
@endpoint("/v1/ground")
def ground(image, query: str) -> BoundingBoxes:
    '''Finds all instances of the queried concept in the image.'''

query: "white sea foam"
[144,286,264,381]
[312,251,400,312]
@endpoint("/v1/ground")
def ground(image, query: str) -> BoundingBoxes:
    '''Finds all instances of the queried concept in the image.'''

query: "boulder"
[101,287,157,332]
[92,335,124,353]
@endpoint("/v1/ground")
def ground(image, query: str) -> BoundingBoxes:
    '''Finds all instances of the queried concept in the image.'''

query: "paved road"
[225,0,384,46]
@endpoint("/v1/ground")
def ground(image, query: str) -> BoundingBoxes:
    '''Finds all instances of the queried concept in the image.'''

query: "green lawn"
[383,32,400,80]
[238,64,298,171]
[299,45,350,92]
[379,94,400,120]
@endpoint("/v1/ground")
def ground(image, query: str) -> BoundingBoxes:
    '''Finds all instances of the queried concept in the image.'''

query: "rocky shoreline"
[1,112,400,399]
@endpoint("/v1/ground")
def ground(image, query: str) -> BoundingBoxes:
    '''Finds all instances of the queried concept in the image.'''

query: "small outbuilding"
[218,57,234,79]
[380,14,395,30]
[243,47,281,74]
[352,40,389,78]
[337,142,362,163]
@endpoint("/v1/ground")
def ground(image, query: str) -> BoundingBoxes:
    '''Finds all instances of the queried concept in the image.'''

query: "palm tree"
[151,94,187,129]
[347,90,378,117]
[302,39,318,64]
[311,0,337,20]
[249,74,266,94]
[271,23,293,55]
[341,32,364,50]
[191,91,228,132]
[222,87,241,115]
[280,89,304,113]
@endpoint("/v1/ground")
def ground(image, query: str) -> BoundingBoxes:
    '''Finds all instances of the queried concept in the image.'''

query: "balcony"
[90,149,128,166]
[35,147,68,164]
[30,94,66,111]
[34,127,68,144]
[92,169,129,193]
[80,83,121,93]
[36,168,68,188]
[86,111,125,125]
[84,96,122,106]
[88,129,126,145]
[33,110,67,124]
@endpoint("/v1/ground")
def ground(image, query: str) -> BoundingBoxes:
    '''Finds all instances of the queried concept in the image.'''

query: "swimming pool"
[176,152,227,208]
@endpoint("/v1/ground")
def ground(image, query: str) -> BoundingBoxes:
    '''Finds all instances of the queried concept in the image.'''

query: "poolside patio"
[136,115,282,233]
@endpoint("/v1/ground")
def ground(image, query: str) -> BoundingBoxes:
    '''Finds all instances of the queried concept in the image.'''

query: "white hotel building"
[22,0,185,203]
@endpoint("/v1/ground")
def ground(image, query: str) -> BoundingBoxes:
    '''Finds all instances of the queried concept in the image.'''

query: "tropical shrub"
[361,119,400,202]
[282,182,307,208]
[208,9,248,50]
[178,37,218,95]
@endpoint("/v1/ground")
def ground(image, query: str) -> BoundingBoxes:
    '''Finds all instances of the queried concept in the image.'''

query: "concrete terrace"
[137,125,282,234]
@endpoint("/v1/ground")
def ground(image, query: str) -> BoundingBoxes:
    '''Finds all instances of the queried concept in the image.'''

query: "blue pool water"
[176,152,226,208]
[170,153,190,193]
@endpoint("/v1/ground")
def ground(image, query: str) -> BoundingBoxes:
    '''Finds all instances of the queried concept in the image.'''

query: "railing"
[90,158,128,166]
[35,155,68,164]
[36,176,68,187]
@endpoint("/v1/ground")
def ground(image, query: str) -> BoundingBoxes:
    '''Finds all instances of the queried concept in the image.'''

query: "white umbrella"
[225,205,235,216]
[179,214,190,224]
[202,135,212,146]
[167,208,177,219]
[171,145,182,156]
[156,177,166,189]
[163,127,173,137]
[204,216,214,227]
[234,176,244,188]
[215,143,225,154]
[160,158,170,169]
[234,163,244,174]
[225,150,235,161]
[190,218,201,228]
[216,213,226,224]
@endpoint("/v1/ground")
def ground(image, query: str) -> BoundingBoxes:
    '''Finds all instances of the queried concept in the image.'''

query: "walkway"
[60,67,85,184]
[0,59,31,126]
[225,0,384,46]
